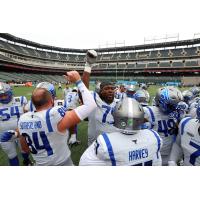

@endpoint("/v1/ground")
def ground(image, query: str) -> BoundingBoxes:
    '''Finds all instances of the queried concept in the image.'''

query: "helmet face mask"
[36,82,56,99]
[113,97,144,134]
[0,83,13,104]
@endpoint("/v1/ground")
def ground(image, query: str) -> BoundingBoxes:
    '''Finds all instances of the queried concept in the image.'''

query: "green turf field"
[0,84,190,166]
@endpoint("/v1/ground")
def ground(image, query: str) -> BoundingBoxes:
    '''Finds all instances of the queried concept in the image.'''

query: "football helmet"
[113,97,144,134]
[155,86,183,114]
[126,85,136,98]
[134,89,148,106]
[36,82,56,98]
[72,87,78,92]
[189,86,200,97]
[196,102,200,120]
[182,90,194,103]
[0,82,13,104]
[139,83,148,90]
[176,101,189,112]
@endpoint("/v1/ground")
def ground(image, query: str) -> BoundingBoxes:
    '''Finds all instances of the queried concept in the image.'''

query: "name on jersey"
[129,148,148,161]
[19,121,42,129]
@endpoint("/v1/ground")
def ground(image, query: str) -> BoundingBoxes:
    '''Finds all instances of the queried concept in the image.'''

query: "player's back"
[94,129,162,166]
[179,117,200,166]
[0,96,27,132]
[18,106,70,166]
[144,106,176,156]
[65,91,79,110]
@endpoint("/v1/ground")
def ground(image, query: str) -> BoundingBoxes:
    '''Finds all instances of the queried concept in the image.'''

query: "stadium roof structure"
[1,33,200,53]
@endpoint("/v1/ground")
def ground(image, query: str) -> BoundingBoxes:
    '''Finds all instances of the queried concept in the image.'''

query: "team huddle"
[0,50,200,166]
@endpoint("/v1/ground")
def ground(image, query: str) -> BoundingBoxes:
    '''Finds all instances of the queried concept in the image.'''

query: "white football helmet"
[0,82,13,104]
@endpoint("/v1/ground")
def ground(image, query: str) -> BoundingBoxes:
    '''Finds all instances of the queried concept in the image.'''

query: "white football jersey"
[144,106,176,157]
[0,96,27,132]
[18,106,70,166]
[188,101,198,118]
[25,99,65,112]
[64,91,79,110]
[177,117,200,166]
[88,91,118,146]
[80,129,162,166]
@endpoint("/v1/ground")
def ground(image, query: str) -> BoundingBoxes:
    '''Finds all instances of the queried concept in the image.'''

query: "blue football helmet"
[0,82,13,104]
[36,82,56,98]
[155,86,183,114]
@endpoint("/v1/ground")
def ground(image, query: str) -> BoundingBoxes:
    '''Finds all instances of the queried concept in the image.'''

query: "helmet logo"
[121,121,126,127]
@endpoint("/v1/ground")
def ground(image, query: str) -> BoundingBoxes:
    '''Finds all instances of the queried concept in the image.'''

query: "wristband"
[75,80,82,86]
[84,65,92,73]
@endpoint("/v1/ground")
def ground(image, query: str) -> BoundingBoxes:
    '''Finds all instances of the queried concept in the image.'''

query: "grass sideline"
[0,84,190,166]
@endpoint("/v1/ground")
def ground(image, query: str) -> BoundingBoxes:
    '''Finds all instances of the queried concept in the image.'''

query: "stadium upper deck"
[0,33,200,78]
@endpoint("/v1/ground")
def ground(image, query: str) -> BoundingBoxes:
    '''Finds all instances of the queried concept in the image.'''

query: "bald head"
[31,88,53,109]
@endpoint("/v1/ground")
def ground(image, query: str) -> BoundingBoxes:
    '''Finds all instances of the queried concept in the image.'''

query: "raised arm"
[57,71,97,132]
[82,50,97,89]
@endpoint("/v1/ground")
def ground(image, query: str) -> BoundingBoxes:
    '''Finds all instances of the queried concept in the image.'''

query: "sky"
[1,0,200,49]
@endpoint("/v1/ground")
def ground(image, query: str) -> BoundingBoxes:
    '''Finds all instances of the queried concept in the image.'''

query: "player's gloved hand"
[86,50,97,66]
[0,130,16,142]
[84,50,97,73]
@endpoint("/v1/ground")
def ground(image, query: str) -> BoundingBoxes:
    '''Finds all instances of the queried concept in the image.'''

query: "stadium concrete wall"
[181,76,200,86]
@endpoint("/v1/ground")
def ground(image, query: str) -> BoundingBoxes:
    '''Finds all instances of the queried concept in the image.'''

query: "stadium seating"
[159,62,170,68]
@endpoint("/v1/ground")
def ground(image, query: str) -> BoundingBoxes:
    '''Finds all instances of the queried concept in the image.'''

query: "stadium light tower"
[144,33,179,45]
[193,33,200,39]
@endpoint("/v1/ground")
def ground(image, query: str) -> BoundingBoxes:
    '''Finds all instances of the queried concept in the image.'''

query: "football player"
[24,82,65,112]
[139,83,150,103]
[64,87,81,145]
[125,85,136,99]
[18,71,97,166]
[79,97,163,166]
[168,102,200,166]
[143,86,183,165]
[63,82,72,99]
[134,89,149,107]
[81,50,119,146]
[0,82,32,166]
[115,84,126,101]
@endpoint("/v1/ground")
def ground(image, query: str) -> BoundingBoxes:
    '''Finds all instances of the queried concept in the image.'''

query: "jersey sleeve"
[47,106,67,133]
[143,107,155,129]
[168,133,183,165]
